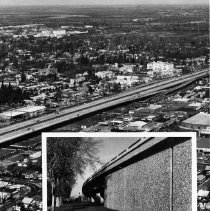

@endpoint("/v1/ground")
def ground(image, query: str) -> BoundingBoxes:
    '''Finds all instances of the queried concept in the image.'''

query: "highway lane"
[198,178,210,191]
[0,69,208,143]
[0,69,208,135]
[0,70,208,135]
[0,89,163,143]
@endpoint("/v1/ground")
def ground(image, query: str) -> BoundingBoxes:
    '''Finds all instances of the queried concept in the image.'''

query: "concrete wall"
[104,139,191,211]
[172,141,192,211]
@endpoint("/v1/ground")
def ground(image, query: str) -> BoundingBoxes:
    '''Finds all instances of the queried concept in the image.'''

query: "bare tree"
[47,137,102,210]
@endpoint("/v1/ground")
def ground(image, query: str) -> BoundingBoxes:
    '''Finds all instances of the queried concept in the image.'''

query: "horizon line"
[0,3,208,6]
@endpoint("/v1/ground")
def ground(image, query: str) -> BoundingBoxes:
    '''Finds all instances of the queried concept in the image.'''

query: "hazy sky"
[71,137,139,196]
[0,0,208,6]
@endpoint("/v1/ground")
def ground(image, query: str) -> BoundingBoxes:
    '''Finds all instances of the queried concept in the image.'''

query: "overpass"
[82,136,193,211]
[0,69,208,144]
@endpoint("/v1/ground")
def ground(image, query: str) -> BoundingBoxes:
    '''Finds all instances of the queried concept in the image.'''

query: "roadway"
[0,69,209,144]
[198,178,210,191]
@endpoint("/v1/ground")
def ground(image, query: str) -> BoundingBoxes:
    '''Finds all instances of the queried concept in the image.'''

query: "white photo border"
[42,132,197,211]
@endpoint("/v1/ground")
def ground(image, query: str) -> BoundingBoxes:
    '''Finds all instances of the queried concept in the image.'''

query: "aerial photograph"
[0,0,209,210]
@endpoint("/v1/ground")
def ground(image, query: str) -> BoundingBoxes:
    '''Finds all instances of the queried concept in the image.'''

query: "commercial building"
[188,102,202,110]
[95,71,114,79]
[17,106,46,118]
[29,151,41,159]
[180,112,210,136]
[38,66,58,76]
[197,138,210,151]
[115,75,139,87]
[147,61,174,77]
[125,121,147,131]
[0,105,46,122]
[52,30,66,37]
[0,111,26,122]
[134,104,162,117]
[172,98,190,104]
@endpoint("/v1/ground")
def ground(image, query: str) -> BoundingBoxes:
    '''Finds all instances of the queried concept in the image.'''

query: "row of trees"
[0,82,30,107]
[47,137,102,209]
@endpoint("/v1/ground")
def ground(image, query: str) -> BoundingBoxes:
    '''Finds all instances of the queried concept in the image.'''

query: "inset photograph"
[43,133,196,211]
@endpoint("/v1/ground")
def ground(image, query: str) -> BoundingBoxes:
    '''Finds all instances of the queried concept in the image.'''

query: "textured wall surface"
[173,140,192,211]
[105,139,191,211]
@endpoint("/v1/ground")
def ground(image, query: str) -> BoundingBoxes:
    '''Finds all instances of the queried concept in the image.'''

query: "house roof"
[30,151,41,159]
[172,98,189,103]
[183,112,210,126]
[197,174,206,181]
[198,189,209,197]
[197,138,210,149]
[22,197,34,205]
[0,111,26,118]
[128,121,147,128]
[17,106,46,113]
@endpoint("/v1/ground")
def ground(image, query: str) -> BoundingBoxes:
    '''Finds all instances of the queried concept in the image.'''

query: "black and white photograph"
[43,133,196,211]
[197,139,210,211]
[0,138,42,210]
[0,0,209,210]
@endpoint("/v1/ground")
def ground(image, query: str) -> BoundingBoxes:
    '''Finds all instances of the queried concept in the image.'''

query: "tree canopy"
[0,82,30,107]
[47,137,102,206]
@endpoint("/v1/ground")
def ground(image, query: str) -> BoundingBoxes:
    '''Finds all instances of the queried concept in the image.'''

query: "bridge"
[82,136,193,211]
[0,69,208,144]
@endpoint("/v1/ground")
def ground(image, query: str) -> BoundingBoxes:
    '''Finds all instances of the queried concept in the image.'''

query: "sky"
[71,137,139,196]
[0,0,208,6]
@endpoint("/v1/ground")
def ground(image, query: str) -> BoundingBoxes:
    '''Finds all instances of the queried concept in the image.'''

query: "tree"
[54,90,62,102]
[21,73,26,82]
[113,82,121,93]
[87,84,94,94]
[47,137,102,210]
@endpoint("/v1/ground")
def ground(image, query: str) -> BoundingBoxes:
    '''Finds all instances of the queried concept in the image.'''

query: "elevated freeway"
[0,69,208,144]
[82,136,193,211]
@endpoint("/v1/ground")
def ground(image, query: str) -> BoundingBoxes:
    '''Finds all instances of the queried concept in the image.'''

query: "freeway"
[82,136,185,196]
[198,178,210,191]
[0,69,208,144]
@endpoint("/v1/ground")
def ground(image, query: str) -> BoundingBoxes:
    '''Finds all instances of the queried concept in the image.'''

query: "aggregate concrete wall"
[104,139,191,211]
[172,140,192,211]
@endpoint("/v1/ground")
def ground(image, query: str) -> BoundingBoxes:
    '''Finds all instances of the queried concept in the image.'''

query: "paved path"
[55,206,116,211]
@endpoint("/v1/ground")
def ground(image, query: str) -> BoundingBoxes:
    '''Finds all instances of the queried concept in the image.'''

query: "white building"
[172,98,190,104]
[119,64,136,73]
[181,112,210,135]
[126,121,148,131]
[30,151,41,159]
[38,67,58,76]
[52,30,66,37]
[147,61,174,77]
[35,30,51,37]
[0,111,26,122]
[115,75,139,87]
[17,105,46,117]
[188,102,202,110]
[22,197,34,208]
[0,191,11,202]
[95,71,114,79]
